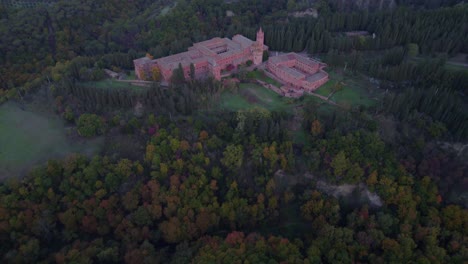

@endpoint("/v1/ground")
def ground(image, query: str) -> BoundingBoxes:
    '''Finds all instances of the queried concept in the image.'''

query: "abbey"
[267,53,329,93]
[134,28,268,82]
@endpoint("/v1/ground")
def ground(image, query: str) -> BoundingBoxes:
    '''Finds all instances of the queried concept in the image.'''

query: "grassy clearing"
[314,80,335,97]
[410,55,468,73]
[314,70,345,97]
[220,83,297,112]
[125,71,137,80]
[246,70,282,87]
[219,92,253,111]
[0,102,102,179]
[320,69,380,108]
[330,84,376,107]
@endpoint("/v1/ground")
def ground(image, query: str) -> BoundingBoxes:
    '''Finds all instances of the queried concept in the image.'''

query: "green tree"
[77,114,105,137]
[287,0,296,11]
[63,106,74,122]
[171,63,185,84]
[221,145,244,171]
[331,151,349,180]
[190,63,196,80]
[262,51,269,62]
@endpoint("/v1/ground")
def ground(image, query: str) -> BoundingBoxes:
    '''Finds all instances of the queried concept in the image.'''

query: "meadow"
[0,102,103,179]
[314,69,381,108]
[246,70,283,87]
[220,83,297,112]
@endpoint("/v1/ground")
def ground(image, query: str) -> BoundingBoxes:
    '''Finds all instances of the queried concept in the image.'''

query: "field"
[315,69,381,108]
[246,70,282,87]
[220,83,297,112]
[410,54,468,73]
[219,73,377,113]
[0,102,102,179]
[314,79,335,97]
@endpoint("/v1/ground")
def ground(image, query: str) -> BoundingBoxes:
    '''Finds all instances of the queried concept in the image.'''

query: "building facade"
[266,53,329,92]
[134,28,268,82]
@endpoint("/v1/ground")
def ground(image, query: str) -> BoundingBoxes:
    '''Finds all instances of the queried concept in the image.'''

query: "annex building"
[266,53,329,93]
[134,28,268,82]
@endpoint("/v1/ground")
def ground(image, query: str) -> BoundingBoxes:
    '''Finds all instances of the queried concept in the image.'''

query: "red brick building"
[134,28,268,82]
[266,53,328,92]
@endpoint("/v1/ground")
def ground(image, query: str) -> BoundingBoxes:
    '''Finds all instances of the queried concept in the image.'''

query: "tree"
[190,63,195,80]
[287,0,296,11]
[160,217,183,243]
[441,205,467,232]
[18,238,40,263]
[310,119,323,136]
[262,51,269,62]
[367,170,378,186]
[63,106,74,122]
[77,114,105,137]
[221,145,244,171]
[331,151,349,180]
[199,130,209,141]
[195,210,212,234]
[137,68,147,81]
[132,206,152,227]
[171,63,185,84]
[151,66,161,81]
[346,163,364,183]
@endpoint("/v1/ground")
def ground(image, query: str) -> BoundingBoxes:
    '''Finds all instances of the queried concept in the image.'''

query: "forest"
[0,0,467,263]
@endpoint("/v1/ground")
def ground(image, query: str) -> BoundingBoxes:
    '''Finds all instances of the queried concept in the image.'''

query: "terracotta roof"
[232,35,254,48]
[306,71,327,82]
[279,65,305,79]
[135,31,264,77]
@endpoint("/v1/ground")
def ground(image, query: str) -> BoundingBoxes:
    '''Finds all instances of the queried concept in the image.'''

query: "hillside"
[0,0,467,262]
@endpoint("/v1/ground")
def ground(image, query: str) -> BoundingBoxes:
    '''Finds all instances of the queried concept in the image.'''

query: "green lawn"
[314,80,336,97]
[224,67,382,112]
[246,70,282,87]
[410,56,468,73]
[330,73,382,107]
[315,70,345,97]
[0,102,103,179]
[125,71,137,80]
[330,84,377,107]
[219,92,253,111]
[316,69,380,108]
[220,83,297,112]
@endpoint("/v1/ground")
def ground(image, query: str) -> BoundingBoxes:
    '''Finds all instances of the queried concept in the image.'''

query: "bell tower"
[256,27,264,46]
[252,28,264,65]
